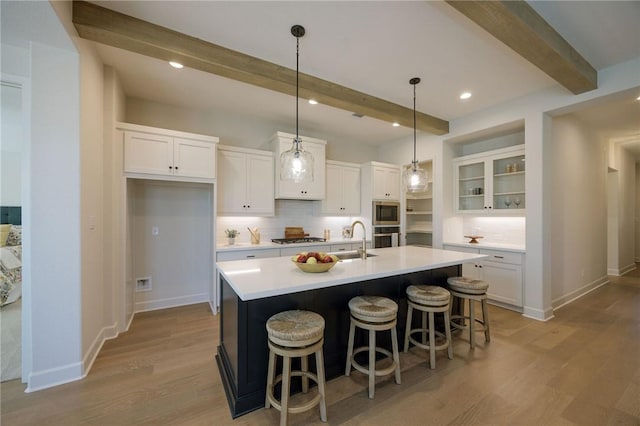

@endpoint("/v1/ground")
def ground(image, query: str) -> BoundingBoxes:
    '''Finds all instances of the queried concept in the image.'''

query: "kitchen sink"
[333,251,377,260]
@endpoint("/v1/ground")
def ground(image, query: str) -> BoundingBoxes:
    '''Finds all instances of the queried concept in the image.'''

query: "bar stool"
[265,310,327,425]
[345,296,401,399]
[403,285,453,369]
[447,277,491,349]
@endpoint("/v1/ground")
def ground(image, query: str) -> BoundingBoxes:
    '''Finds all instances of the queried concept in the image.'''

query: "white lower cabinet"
[443,245,524,310]
[280,245,332,257]
[216,248,280,262]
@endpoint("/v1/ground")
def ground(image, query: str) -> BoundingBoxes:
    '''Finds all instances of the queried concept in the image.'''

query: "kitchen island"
[215,246,486,417]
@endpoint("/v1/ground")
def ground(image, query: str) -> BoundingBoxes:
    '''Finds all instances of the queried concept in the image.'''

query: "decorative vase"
[228,237,235,245]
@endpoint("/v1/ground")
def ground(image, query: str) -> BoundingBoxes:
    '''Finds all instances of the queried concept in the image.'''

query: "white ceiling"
[5,1,640,152]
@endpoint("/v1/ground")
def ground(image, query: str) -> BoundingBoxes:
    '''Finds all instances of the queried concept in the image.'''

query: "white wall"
[636,163,640,262]
[77,35,108,374]
[1,82,22,206]
[550,114,608,305]
[130,180,212,311]
[125,97,379,163]
[614,145,637,273]
[28,41,83,391]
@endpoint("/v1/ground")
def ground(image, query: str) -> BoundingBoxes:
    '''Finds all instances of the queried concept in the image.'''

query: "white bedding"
[0,245,21,307]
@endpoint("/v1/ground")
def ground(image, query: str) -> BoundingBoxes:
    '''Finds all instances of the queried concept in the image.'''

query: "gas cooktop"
[271,237,326,245]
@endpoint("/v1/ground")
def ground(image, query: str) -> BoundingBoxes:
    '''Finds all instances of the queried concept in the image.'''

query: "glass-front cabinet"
[454,145,525,214]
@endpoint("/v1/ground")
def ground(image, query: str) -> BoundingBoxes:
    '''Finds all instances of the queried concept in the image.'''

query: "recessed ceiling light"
[169,61,184,69]
[308,99,318,105]
[392,122,400,127]
[459,92,472,100]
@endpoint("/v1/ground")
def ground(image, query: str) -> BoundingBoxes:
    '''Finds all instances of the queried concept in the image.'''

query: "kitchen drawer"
[330,243,356,252]
[443,245,479,254]
[216,248,280,262]
[479,249,522,265]
[279,245,332,257]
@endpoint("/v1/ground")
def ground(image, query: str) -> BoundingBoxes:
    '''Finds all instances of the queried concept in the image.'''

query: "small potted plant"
[225,228,239,245]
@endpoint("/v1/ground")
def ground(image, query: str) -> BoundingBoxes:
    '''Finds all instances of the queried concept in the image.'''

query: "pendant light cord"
[413,82,417,168]
[295,36,300,148]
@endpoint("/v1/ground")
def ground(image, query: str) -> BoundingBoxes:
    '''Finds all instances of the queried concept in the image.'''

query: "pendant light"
[280,25,313,183]
[405,77,428,193]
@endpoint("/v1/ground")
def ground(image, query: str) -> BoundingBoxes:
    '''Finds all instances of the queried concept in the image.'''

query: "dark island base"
[217,265,461,418]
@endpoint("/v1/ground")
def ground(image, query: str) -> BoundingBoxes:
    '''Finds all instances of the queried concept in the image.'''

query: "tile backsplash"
[216,200,367,245]
[462,216,526,245]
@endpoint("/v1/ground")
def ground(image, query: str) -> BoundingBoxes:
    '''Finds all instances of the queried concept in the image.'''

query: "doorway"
[1,80,24,382]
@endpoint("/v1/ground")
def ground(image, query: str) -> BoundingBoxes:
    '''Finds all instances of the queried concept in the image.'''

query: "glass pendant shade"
[405,77,427,193]
[280,137,313,183]
[406,161,428,193]
[281,24,314,183]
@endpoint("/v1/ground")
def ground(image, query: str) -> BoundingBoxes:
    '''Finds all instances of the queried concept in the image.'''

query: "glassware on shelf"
[504,197,512,208]
[514,197,521,208]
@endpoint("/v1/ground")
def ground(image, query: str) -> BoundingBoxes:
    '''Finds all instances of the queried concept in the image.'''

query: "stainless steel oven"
[373,226,400,248]
[372,201,400,225]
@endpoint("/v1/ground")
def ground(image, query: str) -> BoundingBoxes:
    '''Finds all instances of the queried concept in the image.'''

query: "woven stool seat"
[348,296,398,321]
[447,276,489,295]
[407,285,450,305]
[345,295,401,399]
[267,310,324,346]
[265,310,327,425]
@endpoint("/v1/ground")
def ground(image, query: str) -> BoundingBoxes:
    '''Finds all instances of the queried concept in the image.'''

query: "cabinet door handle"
[169,166,173,170]
[247,205,250,208]
[175,166,179,171]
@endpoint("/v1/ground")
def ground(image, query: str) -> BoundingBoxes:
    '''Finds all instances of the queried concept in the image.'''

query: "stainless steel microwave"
[372,201,401,225]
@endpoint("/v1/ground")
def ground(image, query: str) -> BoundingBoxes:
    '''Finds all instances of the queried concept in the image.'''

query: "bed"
[0,207,21,307]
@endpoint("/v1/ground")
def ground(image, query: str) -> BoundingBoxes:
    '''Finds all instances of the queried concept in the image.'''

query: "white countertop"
[216,238,365,252]
[443,240,526,253]
[216,246,487,301]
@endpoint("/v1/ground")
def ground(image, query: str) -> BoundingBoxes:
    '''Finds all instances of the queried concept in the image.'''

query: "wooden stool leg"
[301,355,309,393]
[368,328,376,399]
[315,349,327,422]
[280,356,291,426]
[265,349,276,408]
[421,311,427,345]
[404,304,413,352]
[469,299,476,349]
[482,298,491,342]
[428,311,436,369]
[444,308,453,360]
[345,320,355,376]
[391,326,401,384]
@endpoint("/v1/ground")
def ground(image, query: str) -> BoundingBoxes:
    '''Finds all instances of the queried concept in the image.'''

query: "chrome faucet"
[350,220,367,260]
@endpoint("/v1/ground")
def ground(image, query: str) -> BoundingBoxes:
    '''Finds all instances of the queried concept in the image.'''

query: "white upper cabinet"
[454,145,525,214]
[271,132,326,200]
[366,162,401,201]
[321,160,361,215]
[217,145,274,216]
[121,123,218,181]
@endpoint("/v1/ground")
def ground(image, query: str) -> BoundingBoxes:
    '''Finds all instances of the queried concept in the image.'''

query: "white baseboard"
[82,323,118,378]
[134,293,209,313]
[552,275,609,310]
[26,361,83,393]
[522,306,554,321]
[620,263,637,276]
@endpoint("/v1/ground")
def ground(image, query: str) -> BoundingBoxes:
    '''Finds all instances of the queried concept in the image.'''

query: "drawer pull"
[246,255,256,258]
[494,255,504,259]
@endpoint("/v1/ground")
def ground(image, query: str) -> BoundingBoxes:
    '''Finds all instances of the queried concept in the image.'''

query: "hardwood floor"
[2,267,639,425]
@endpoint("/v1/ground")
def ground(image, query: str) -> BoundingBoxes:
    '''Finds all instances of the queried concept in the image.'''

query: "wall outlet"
[135,276,152,292]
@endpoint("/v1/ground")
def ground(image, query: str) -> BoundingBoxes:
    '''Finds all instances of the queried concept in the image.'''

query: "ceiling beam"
[72,1,449,135]
[446,0,597,94]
